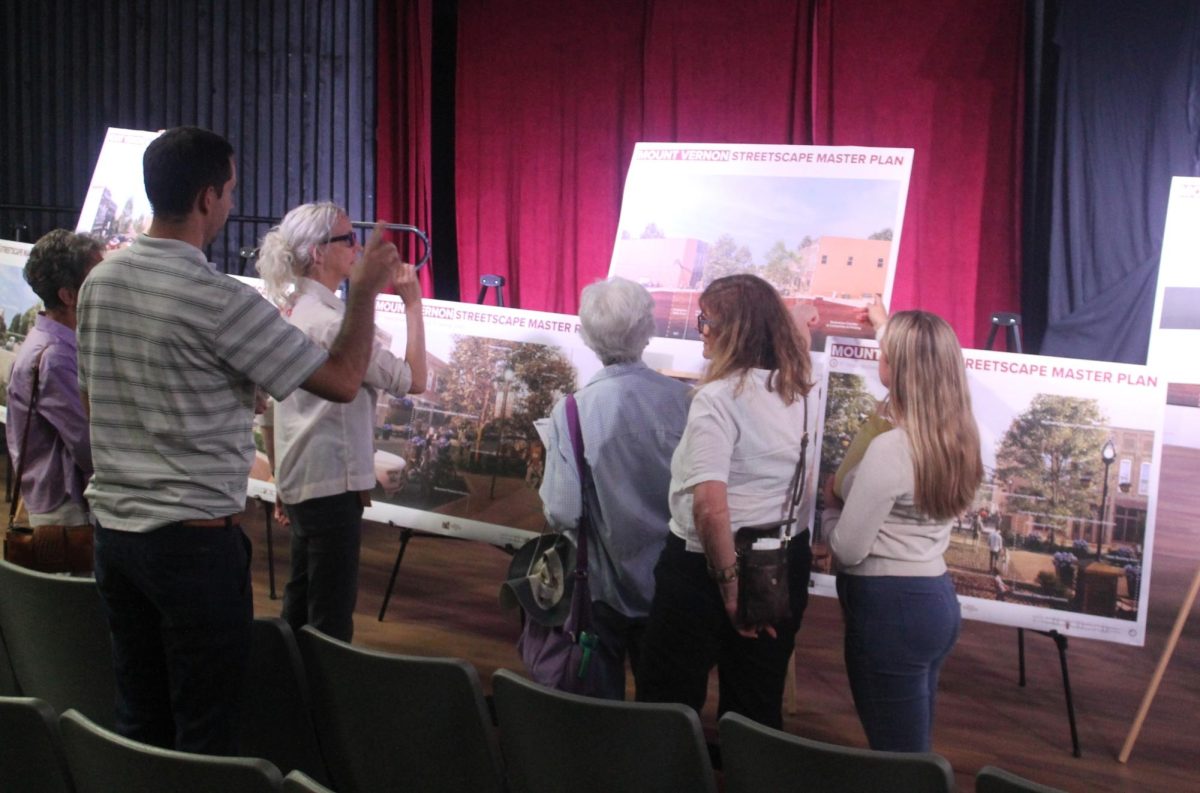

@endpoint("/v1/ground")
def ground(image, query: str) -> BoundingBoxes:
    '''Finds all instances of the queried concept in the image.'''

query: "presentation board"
[0,239,37,424]
[1148,176,1200,449]
[75,127,162,251]
[815,337,1163,646]
[607,142,913,350]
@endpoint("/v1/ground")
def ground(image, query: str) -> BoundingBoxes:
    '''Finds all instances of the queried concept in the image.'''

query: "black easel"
[477,274,506,306]
[983,312,1081,757]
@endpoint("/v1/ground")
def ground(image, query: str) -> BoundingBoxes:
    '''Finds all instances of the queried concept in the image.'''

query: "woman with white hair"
[256,202,426,642]
[538,276,690,699]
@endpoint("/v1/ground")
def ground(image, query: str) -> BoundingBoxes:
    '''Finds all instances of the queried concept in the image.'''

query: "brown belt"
[176,515,241,529]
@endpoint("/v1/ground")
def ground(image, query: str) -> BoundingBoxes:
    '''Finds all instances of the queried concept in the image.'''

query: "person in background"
[6,230,102,569]
[78,126,402,755]
[637,274,817,729]
[539,277,690,699]
[823,310,983,752]
[256,201,426,643]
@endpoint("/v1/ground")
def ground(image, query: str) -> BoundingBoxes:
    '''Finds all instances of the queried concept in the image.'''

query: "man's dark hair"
[143,126,234,221]
[24,230,104,310]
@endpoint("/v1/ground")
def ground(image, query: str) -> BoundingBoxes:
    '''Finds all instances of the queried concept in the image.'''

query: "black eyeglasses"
[696,311,712,335]
[322,232,356,247]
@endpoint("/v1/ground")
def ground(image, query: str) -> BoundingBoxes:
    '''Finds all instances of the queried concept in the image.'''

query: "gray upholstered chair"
[977,764,1068,793]
[0,560,116,728]
[236,618,330,785]
[282,770,336,793]
[491,668,718,793]
[0,620,19,696]
[719,711,955,793]
[0,696,76,793]
[58,708,282,793]
[297,625,504,793]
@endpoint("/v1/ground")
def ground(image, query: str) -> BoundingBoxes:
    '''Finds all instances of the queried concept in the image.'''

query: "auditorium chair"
[0,696,76,793]
[976,764,1068,793]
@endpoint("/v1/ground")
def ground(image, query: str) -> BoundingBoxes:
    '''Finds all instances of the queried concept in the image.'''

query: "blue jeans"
[93,521,253,755]
[281,491,364,643]
[837,573,961,752]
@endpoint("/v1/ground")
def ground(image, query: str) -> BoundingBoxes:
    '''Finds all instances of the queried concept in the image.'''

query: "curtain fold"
[377,0,434,294]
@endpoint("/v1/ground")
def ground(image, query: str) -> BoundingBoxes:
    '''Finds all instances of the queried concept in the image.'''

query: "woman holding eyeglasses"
[823,310,982,752]
[256,201,426,641]
[636,274,816,729]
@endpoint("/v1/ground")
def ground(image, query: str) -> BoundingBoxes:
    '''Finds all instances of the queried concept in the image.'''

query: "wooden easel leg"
[1119,564,1200,763]
[378,526,415,621]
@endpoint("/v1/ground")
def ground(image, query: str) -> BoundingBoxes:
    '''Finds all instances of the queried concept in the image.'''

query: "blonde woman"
[256,202,426,642]
[637,274,817,729]
[823,310,983,752]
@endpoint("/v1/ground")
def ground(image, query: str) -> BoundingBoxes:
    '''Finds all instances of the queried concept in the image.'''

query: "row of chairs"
[0,559,1065,792]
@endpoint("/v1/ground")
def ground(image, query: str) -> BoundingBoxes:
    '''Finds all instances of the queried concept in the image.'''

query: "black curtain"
[1025,0,1200,362]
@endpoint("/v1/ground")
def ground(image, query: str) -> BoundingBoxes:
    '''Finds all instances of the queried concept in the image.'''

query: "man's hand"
[721,579,777,639]
[393,262,423,306]
[350,221,401,296]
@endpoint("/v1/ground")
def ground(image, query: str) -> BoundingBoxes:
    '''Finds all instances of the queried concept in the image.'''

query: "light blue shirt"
[540,361,690,618]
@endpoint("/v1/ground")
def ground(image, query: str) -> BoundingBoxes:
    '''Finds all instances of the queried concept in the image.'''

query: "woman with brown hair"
[824,309,983,752]
[636,274,817,729]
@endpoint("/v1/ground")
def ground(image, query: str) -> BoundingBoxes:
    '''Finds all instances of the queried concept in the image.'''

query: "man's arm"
[301,222,400,402]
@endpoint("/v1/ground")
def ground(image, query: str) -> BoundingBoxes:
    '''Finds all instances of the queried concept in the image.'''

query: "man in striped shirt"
[76,126,401,755]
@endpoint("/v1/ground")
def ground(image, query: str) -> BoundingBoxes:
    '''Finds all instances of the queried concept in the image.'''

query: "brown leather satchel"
[734,396,809,626]
[3,351,94,575]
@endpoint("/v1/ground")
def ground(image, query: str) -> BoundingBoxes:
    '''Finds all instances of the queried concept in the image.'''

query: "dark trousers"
[589,601,647,700]
[636,532,812,729]
[93,522,253,755]
[282,491,364,643]
[837,572,961,752]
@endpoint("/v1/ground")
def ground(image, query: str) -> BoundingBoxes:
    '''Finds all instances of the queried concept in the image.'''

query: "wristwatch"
[709,563,738,584]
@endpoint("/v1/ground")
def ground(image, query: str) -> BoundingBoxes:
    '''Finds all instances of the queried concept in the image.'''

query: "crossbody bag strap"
[9,351,45,527]
[563,393,594,637]
[783,394,810,535]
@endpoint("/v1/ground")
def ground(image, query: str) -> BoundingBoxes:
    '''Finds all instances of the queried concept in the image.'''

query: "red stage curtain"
[377,0,434,294]
[451,0,1023,345]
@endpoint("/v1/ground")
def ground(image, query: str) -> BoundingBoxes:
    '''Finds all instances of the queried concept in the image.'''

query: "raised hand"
[393,262,423,305]
[351,221,401,296]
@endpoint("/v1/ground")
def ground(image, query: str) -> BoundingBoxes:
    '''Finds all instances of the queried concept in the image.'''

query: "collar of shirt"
[585,359,649,386]
[296,277,344,312]
[130,234,215,272]
[32,313,78,350]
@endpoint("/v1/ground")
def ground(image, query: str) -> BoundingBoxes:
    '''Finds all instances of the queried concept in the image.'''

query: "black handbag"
[734,396,808,626]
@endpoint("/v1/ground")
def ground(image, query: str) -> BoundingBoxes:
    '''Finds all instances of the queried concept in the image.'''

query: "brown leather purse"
[734,396,808,626]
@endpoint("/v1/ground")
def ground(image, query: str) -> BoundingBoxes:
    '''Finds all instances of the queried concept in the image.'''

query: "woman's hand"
[394,262,423,306]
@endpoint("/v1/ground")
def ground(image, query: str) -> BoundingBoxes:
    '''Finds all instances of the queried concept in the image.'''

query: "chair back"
[282,770,336,793]
[297,625,505,793]
[977,765,1067,793]
[719,711,955,793]
[236,619,330,785]
[0,696,76,793]
[0,560,116,727]
[491,668,717,793]
[0,621,20,695]
[58,709,282,793]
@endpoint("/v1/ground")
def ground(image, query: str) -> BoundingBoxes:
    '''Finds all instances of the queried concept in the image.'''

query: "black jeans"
[282,491,364,643]
[635,532,812,728]
[93,521,253,755]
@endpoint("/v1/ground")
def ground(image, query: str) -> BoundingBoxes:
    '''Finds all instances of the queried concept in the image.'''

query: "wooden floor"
[245,447,1200,793]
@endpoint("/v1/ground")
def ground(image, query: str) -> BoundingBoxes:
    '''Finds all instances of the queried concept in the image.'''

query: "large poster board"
[607,143,913,350]
[75,127,161,251]
[0,239,37,424]
[814,337,1164,646]
[236,277,715,550]
[1148,176,1200,449]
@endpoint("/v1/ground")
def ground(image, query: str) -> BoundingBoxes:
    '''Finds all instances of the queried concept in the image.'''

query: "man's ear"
[195,185,215,216]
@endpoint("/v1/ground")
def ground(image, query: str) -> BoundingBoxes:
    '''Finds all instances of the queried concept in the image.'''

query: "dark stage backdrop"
[1026,0,1200,363]
[448,0,1025,347]
[0,0,377,274]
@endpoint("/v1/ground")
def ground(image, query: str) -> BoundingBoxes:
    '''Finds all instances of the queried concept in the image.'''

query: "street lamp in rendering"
[1096,438,1116,560]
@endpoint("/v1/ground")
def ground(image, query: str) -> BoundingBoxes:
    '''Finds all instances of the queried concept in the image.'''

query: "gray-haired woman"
[539,276,690,699]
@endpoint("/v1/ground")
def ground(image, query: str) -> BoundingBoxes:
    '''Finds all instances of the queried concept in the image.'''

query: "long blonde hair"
[699,274,812,403]
[882,310,983,520]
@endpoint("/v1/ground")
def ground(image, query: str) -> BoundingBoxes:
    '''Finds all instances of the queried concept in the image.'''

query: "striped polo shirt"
[77,234,328,531]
